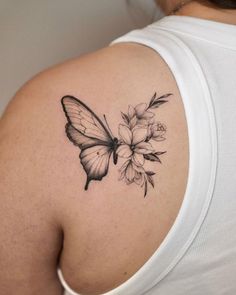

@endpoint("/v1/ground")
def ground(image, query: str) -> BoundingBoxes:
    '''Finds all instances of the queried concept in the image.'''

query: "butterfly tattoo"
[61,93,172,197]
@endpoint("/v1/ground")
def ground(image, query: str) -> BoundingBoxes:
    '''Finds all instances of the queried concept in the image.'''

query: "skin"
[0,43,189,295]
[0,2,235,295]
[156,0,236,24]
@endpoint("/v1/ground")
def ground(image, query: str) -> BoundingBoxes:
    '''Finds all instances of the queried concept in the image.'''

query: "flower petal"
[137,119,149,126]
[119,171,125,180]
[128,105,135,118]
[134,172,145,186]
[135,103,147,117]
[148,118,155,125]
[129,116,137,129]
[132,152,145,166]
[118,124,132,144]
[117,145,132,158]
[152,136,166,142]
[126,162,135,182]
[133,163,146,173]
[134,142,155,154]
[142,111,155,120]
[132,127,147,145]
[119,159,130,172]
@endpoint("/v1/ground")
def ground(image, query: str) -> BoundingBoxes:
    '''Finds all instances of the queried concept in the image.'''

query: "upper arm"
[0,81,64,293]
[0,43,189,294]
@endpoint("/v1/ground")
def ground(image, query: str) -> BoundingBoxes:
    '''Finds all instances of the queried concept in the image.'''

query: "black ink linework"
[61,92,172,197]
[61,96,119,190]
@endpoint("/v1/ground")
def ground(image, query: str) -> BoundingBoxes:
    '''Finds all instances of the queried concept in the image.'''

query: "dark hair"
[205,0,236,8]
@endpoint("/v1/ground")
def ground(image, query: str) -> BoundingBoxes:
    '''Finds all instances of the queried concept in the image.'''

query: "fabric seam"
[149,25,236,51]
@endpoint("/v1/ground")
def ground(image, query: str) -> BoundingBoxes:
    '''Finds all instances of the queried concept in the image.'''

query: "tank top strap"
[106,24,218,294]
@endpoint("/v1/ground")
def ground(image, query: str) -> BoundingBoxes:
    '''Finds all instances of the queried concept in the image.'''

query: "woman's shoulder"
[3,41,169,117]
[0,42,189,294]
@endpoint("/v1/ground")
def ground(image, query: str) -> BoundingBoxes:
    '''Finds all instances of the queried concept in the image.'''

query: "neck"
[165,1,236,25]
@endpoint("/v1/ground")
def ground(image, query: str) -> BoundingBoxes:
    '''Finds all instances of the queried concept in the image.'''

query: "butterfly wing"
[66,124,113,190]
[61,96,114,190]
[80,143,113,190]
[61,95,113,142]
[65,123,106,149]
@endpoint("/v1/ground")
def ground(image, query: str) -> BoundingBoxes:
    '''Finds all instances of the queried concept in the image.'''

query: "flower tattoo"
[61,92,172,197]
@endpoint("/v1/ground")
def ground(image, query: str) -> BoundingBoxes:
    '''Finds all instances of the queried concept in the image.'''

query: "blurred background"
[0,0,163,115]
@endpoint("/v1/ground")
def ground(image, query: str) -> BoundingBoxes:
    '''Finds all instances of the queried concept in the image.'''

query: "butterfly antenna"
[103,114,115,138]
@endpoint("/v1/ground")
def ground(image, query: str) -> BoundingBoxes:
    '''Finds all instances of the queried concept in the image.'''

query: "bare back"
[0,42,189,295]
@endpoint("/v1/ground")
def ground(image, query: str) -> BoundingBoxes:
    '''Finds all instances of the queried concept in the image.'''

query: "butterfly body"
[112,137,119,165]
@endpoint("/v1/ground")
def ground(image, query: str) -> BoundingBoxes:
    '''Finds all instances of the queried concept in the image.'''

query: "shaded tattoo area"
[61,92,172,197]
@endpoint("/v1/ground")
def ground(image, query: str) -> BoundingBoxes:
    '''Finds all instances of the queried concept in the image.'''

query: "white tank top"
[58,15,236,295]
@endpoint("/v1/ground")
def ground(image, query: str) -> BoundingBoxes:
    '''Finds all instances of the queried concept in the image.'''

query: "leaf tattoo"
[61,92,172,197]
